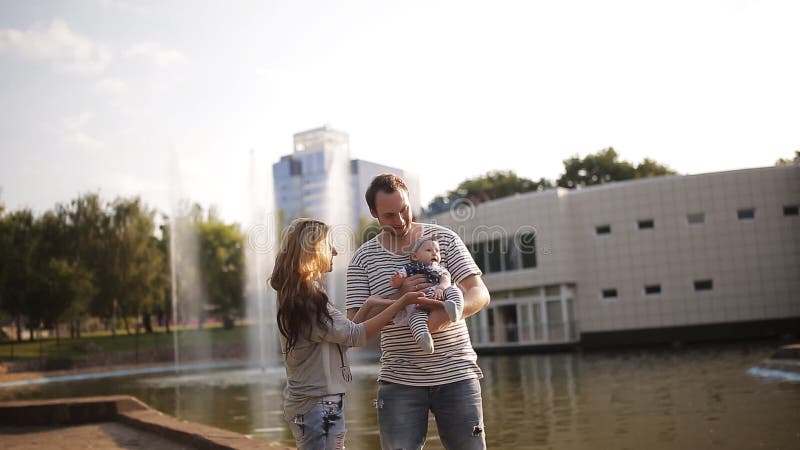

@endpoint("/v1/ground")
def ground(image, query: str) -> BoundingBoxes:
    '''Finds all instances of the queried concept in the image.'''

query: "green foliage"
[428,148,677,211]
[196,216,245,326]
[0,193,245,341]
[357,218,382,245]
[103,198,166,334]
[557,147,676,189]
[775,150,800,165]
[0,209,38,340]
[428,171,553,210]
[0,322,248,362]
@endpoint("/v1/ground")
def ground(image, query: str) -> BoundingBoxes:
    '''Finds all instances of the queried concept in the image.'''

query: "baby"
[390,236,464,353]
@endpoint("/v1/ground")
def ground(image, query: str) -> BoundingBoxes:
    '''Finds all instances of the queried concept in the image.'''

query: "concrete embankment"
[0,396,293,450]
[749,343,800,381]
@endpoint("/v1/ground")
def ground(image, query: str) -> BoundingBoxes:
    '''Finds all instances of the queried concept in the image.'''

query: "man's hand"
[395,273,432,296]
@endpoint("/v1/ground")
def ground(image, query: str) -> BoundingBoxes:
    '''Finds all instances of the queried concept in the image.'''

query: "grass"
[0,323,252,362]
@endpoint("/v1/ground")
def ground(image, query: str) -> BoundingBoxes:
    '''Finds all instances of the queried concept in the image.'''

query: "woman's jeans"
[287,394,346,450]
[377,378,486,450]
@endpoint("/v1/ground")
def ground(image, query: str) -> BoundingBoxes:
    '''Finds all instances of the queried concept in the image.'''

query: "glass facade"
[467,283,578,348]
[272,127,420,231]
[468,232,537,274]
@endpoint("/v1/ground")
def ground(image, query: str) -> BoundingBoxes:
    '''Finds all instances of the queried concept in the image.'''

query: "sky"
[1,0,798,225]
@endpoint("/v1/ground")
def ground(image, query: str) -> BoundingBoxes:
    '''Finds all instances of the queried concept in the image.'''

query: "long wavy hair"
[269,218,334,354]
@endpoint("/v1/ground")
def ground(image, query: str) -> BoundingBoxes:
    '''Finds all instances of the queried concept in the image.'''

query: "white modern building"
[272,126,421,233]
[428,164,800,350]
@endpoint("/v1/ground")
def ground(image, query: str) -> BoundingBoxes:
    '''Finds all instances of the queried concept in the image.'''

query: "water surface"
[1,342,798,449]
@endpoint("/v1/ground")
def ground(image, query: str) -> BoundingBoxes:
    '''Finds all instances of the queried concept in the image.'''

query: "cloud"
[96,77,129,94]
[62,112,104,152]
[126,41,186,67]
[0,19,111,74]
[95,0,153,15]
[65,130,105,151]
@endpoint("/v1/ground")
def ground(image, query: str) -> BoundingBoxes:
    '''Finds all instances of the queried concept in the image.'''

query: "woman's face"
[327,243,338,272]
[320,230,338,273]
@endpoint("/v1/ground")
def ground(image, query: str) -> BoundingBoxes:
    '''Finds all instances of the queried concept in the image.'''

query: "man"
[346,174,491,450]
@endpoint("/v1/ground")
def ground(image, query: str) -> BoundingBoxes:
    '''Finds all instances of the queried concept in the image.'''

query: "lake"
[1,341,798,449]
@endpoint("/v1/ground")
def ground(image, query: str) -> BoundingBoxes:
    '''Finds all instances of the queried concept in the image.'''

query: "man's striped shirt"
[346,223,484,386]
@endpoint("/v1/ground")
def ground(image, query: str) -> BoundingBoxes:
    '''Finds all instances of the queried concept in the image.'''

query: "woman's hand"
[364,294,386,308]
[399,291,426,306]
[400,292,445,312]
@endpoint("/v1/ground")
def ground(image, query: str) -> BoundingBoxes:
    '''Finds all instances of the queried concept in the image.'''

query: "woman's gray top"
[282,303,366,419]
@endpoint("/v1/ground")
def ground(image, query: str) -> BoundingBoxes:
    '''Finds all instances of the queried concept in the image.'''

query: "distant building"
[272,126,421,233]
[428,164,800,350]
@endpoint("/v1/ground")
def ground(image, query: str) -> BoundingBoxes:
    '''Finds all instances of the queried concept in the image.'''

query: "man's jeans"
[377,378,486,450]
[287,394,346,450]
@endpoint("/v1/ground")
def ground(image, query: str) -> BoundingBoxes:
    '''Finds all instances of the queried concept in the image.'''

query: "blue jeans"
[377,378,486,450]
[287,395,346,450]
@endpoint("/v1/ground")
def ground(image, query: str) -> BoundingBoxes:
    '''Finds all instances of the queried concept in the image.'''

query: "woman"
[270,218,427,450]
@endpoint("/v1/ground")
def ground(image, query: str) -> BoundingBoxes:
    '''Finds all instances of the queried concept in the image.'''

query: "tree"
[23,210,71,338]
[0,204,10,334]
[428,171,553,211]
[157,219,173,333]
[55,259,95,339]
[557,147,676,189]
[635,157,677,179]
[357,218,382,246]
[105,198,165,336]
[61,194,108,336]
[775,150,800,165]
[0,210,39,341]
[37,259,95,341]
[196,217,245,329]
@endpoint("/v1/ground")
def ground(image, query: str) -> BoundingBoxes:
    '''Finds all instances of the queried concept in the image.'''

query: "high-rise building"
[272,125,421,234]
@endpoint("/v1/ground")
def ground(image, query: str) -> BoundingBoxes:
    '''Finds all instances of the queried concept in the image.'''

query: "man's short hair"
[365,173,409,213]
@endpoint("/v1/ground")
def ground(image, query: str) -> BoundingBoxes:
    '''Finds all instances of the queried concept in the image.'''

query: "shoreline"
[3,339,797,387]
[0,359,251,386]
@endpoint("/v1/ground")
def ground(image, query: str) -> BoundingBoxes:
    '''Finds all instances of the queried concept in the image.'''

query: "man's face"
[372,189,413,238]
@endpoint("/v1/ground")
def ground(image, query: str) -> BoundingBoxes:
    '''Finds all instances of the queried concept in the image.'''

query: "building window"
[513,287,541,298]
[595,225,611,235]
[694,279,713,291]
[486,308,495,341]
[638,219,654,230]
[644,284,661,295]
[687,212,705,224]
[518,232,537,268]
[472,234,536,274]
[504,241,518,271]
[601,288,618,299]
[545,285,560,297]
[487,238,503,273]
[737,208,755,220]
[469,242,486,274]
[290,159,302,176]
[546,300,564,340]
[784,205,799,216]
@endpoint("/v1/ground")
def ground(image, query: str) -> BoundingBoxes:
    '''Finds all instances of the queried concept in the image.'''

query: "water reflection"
[1,343,799,449]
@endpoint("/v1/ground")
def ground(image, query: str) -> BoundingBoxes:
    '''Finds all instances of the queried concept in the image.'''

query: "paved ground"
[0,423,196,450]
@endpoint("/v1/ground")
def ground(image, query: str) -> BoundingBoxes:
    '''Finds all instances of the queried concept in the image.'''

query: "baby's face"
[412,240,440,264]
